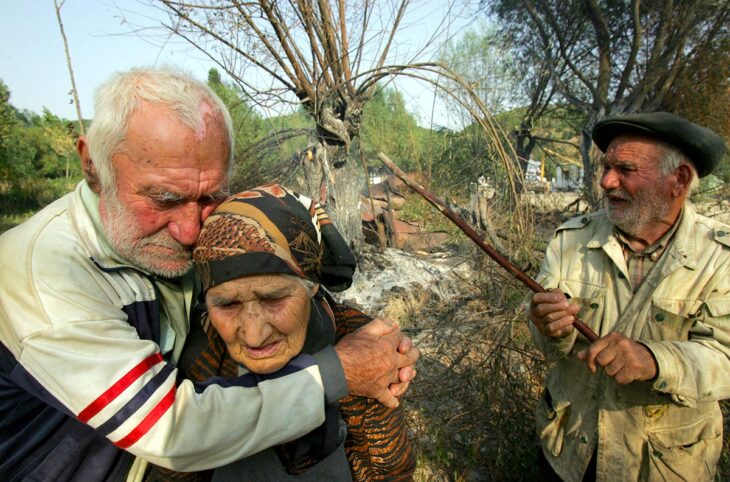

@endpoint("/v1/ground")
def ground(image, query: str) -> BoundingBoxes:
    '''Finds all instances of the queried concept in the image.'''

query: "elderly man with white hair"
[0,68,418,481]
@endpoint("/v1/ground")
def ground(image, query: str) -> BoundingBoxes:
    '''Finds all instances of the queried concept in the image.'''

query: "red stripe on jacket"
[77,353,164,423]
[114,385,176,449]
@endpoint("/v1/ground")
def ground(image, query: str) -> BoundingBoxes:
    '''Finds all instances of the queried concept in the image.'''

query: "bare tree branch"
[53,0,85,137]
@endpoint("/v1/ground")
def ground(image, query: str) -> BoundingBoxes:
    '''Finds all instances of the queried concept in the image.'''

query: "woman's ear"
[76,136,101,193]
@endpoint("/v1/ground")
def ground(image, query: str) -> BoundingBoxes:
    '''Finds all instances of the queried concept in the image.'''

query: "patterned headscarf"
[193,184,357,292]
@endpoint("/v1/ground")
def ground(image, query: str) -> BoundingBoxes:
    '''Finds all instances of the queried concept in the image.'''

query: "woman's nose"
[240,306,273,347]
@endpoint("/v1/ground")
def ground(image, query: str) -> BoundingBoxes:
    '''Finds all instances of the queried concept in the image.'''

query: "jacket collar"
[665,204,697,270]
[585,205,697,270]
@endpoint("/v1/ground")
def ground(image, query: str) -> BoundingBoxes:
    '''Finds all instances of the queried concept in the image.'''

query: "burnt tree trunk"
[514,124,536,173]
[292,93,366,247]
[289,140,364,248]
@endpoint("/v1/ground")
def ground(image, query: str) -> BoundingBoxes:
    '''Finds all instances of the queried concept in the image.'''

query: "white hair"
[282,274,320,298]
[86,67,235,190]
[657,141,699,195]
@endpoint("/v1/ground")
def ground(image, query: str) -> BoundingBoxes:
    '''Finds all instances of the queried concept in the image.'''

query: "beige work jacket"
[531,205,730,482]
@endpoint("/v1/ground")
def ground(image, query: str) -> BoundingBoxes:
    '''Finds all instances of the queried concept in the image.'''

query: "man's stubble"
[100,192,193,278]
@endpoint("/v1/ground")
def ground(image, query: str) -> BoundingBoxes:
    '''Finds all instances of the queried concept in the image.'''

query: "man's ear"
[76,136,101,193]
[673,163,693,198]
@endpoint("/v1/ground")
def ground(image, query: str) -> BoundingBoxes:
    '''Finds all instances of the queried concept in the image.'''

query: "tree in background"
[0,81,80,211]
[360,87,426,172]
[440,26,518,118]
[660,32,730,182]
[53,0,85,138]
[439,24,567,177]
[438,26,517,179]
[489,0,730,205]
[154,0,456,245]
[0,81,18,157]
[206,68,271,188]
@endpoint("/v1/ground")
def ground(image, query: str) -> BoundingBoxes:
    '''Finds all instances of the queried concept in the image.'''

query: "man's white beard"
[100,192,193,278]
[605,185,669,237]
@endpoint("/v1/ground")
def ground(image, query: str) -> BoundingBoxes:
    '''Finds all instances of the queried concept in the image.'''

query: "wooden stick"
[378,152,599,343]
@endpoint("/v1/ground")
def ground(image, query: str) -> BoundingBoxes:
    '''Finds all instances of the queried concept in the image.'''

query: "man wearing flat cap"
[528,111,730,481]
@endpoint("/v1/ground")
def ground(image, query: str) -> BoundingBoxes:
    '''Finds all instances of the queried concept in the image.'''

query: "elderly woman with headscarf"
[148,184,415,481]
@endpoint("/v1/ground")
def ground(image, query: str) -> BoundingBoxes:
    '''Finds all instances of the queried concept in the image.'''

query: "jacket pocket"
[644,297,697,341]
[704,294,730,318]
[558,279,604,339]
[535,385,572,457]
[645,415,722,482]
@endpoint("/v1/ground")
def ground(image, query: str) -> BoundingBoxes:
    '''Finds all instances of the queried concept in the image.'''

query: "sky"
[0,1,478,129]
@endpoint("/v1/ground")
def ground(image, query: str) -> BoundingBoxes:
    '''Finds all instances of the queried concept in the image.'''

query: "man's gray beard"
[605,187,669,237]
[100,192,193,278]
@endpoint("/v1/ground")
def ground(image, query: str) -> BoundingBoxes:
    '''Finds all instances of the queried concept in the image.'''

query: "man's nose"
[168,202,203,246]
[600,168,619,191]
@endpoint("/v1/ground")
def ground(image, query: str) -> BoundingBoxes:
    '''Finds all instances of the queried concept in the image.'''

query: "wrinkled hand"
[576,332,657,384]
[335,318,420,408]
[529,289,580,338]
[388,335,418,398]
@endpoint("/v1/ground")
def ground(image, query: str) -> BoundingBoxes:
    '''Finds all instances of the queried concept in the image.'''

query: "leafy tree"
[0,81,17,148]
[489,0,730,205]
[660,33,730,184]
[206,69,273,189]
[440,26,518,119]
[361,87,425,171]
[439,24,570,176]
[0,81,80,210]
[208,69,264,152]
[0,84,35,185]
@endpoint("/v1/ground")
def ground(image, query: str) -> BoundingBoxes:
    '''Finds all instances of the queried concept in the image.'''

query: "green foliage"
[424,123,518,194]
[207,69,266,159]
[361,87,427,171]
[231,108,316,191]
[208,68,279,191]
[0,81,17,146]
[398,194,462,241]
[439,25,518,115]
[260,109,315,158]
[495,105,585,176]
[1,80,81,219]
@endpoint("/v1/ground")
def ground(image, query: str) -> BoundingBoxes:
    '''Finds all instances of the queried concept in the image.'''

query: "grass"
[0,211,35,235]
[0,177,78,234]
[396,255,545,481]
[397,194,465,245]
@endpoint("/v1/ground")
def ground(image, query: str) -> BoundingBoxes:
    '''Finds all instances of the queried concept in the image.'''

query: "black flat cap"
[592,111,726,177]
